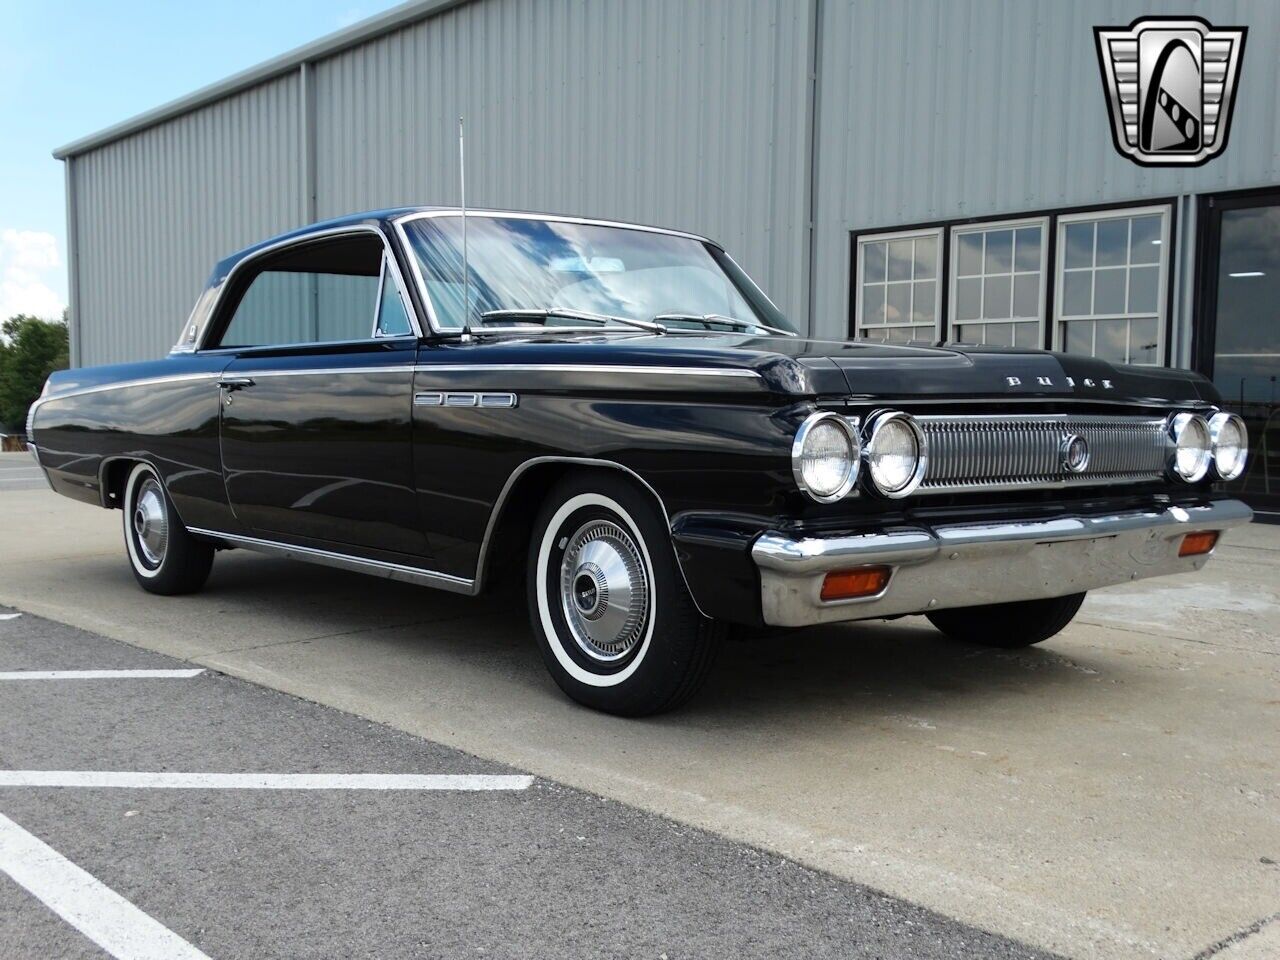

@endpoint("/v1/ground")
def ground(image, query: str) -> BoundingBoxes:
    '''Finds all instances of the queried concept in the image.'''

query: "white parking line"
[0,771,534,790]
[0,613,22,621]
[0,670,205,680]
[0,811,211,960]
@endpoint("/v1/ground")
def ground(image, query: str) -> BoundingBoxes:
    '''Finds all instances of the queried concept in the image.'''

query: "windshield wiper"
[650,313,796,337]
[478,308,666,334]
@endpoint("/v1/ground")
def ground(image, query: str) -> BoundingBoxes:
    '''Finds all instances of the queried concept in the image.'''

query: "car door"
[210,229,427,559]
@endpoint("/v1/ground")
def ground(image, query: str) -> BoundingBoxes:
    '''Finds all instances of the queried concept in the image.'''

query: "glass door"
[1197,190,1280,520]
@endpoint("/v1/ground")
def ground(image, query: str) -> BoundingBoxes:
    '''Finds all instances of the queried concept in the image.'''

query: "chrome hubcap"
[559,520,649,663]
[132,478,168,567]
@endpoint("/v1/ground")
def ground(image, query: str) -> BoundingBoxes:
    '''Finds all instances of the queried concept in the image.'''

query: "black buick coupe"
[27,209,1252,714]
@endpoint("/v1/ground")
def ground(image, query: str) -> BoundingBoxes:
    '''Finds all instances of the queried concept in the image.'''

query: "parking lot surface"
[2,453,1278,959]
[0,608,1055,959]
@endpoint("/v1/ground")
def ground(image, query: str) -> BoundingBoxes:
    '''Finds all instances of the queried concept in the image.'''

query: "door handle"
[218,378,255,391]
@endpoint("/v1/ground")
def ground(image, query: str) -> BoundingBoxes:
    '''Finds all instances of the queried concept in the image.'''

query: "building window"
[854,228,942,342]
[1054,206,1170,366]
[949,217,1048,348]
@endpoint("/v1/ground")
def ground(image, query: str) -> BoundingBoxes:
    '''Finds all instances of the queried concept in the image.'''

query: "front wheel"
[527,473,722,716]
[926,592,1086,648]
[123,462,214,595]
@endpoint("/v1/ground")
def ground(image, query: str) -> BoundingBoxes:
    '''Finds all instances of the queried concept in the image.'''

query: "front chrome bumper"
[751,499,1253,628]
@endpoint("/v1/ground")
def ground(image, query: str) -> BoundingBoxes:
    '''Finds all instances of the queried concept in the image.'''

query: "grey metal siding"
[71,74,304,365]
[809,0,1280,340]
[61,0,1280,363]
[311,0,812,329]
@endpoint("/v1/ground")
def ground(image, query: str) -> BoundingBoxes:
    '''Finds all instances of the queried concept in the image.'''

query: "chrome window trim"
[412,363,760,379]
[187,528,473,594]
[188,223,425,352]
[392,210,718,336]
[231,365,419,378]
[195,335,418,356]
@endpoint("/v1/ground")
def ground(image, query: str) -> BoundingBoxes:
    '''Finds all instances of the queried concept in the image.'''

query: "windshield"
[401,215,796,335]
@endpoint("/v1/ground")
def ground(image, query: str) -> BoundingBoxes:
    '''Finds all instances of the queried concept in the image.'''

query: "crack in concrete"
[1190,911,1280,959]
[1075,618,1279,657]
[206,610,491,655]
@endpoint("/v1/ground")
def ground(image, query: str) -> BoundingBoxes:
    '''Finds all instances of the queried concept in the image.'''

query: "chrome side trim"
[471,455,708,618]
[27,371,223,419]
[237,365,418,378]
[416,392,518,408]
[751,498,1254,627]
[413,363,760,379]
[187,528,474,594]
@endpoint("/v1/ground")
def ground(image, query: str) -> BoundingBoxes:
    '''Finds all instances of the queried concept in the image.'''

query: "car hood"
[468,332,1215,405]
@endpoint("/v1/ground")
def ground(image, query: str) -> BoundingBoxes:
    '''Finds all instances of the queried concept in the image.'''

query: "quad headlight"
[863,411,928,498]
[1167,412,1212,483]
[792,412,859,502]
[1208,412,1249,481]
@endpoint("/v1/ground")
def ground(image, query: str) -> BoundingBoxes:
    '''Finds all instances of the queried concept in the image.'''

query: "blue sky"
[0,0,403,320]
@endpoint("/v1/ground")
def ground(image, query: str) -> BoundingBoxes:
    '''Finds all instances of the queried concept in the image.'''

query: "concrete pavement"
[2,452,1277,959]
[1,610,1056,959]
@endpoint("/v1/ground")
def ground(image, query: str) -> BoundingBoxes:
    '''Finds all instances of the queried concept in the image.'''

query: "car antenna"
[458,116,473,343]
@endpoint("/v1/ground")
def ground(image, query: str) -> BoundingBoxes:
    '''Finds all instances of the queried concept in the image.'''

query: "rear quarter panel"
[30,356,233,529]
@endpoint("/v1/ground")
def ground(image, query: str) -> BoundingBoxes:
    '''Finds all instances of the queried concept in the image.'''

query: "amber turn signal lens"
[820,565,891,602]
[1178,531,1219,557]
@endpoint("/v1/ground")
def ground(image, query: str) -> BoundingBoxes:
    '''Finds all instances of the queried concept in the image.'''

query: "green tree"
[0,314,70,434]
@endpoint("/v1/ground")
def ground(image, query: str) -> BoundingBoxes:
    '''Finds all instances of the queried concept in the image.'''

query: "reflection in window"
[1055,208,1168,366]
[950,219,1047,348]
[856,229,941,342]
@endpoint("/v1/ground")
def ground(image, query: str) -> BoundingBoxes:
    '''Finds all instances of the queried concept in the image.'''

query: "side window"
[375,258,413,337]
[212,233,385,349]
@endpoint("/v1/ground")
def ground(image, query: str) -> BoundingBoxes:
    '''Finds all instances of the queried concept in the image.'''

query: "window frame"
[852,226,945,342]
[947,215,1050,348]
[197,225,423,354]
[372,252,416,339]
[1052,204,1172,367]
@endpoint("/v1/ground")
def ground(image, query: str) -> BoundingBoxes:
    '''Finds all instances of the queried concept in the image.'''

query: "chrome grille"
[916,414,1170,494]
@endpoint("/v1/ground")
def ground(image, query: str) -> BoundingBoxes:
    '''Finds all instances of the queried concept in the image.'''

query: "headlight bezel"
[791,411,860,503]
[1207,412,1248,481]
[1166,412,1212,483]
[862,410,928,499]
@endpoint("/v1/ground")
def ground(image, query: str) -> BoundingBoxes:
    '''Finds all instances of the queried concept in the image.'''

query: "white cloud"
[0,229,66,321]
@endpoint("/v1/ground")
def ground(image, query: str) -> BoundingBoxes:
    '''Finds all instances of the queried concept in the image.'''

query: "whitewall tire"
[122,462,214,595]
[527,472,722,715]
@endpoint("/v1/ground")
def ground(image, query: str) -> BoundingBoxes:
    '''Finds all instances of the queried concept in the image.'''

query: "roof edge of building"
[52,0,470,160]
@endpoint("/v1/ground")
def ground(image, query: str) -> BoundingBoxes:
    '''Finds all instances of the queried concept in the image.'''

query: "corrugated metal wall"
[312,0,811,324]
[67,0,812,365]
[64,0,1279,363]
[809,0,1280,341]
[71,74,304,365]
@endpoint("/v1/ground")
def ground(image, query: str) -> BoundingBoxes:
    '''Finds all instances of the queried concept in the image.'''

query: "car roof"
[213,207,718,280]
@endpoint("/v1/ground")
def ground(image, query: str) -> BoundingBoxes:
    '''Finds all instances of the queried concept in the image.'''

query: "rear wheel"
[123,462,214,595]
[926,592,1086,648]
[526,473,722,716]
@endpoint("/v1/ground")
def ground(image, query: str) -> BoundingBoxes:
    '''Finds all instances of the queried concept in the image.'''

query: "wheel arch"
[99,456,191,529]
[475,456,707,617]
